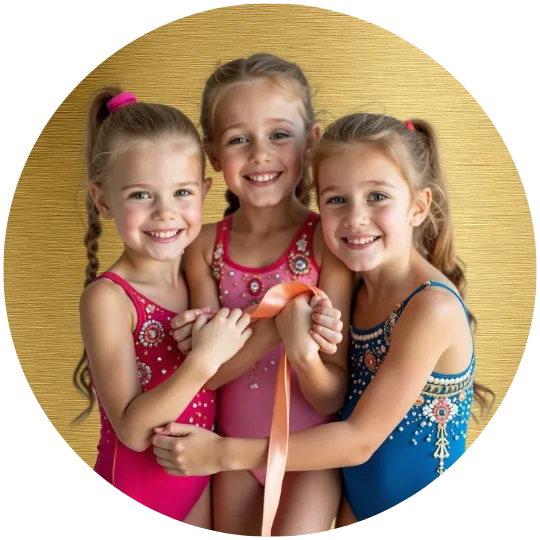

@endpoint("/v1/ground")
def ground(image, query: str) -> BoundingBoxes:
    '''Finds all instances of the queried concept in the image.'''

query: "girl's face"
[318,143,429,273]
[209,77,315,209]
[92,137,210,262]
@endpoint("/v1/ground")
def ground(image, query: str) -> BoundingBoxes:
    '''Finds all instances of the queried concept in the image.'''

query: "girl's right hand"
[171,307,213,355]
[190,308,252,372]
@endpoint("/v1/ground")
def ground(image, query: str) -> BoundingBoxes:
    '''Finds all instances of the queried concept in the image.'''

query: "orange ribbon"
[244,281,324,537]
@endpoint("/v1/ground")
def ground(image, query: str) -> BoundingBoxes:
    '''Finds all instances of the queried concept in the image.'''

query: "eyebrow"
[221,118,295,136]
[319,180,396,196]
[121,181,200,192]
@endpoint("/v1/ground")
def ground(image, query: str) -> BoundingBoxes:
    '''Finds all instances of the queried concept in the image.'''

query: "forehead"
[214,77,305,133]
[318,143,405,190]
[116,137,202,181]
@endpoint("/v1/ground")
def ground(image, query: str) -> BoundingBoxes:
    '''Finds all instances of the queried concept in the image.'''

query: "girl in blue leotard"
[151,112,493,526]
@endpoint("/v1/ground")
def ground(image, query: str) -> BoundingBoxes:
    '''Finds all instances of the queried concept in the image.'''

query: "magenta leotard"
[93,271,216,520]
[211,211,332,484]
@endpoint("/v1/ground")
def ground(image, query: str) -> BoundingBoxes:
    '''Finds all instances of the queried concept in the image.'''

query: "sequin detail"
[347,281,474,476]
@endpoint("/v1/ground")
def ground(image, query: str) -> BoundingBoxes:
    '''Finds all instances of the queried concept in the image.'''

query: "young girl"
[73,87,253,527]
[169,54,353,535]
[152,112,493,524]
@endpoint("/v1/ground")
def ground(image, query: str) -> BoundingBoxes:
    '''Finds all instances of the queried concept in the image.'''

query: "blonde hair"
[314,112,494,414]
[74,86,205,421]
[200,53,316,215]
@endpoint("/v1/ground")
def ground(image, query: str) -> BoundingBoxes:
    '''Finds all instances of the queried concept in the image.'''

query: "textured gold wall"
[5,5,534,468]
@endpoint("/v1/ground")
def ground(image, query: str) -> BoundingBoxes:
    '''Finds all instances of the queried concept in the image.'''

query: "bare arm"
[291,237,353,415]
[81,280,214,453]
[183,225,281,391]
[223,289,459,471]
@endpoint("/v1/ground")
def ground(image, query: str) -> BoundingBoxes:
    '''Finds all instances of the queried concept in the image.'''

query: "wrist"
[219,436,236,472]
[184,350,217,380]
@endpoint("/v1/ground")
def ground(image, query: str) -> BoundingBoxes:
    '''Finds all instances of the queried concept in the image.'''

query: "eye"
[368,192,388,202]
[129,191,151,200]
[175,189,192,197]
[326,196,347,205]
[271,131,290,140]
[229,136,249,145]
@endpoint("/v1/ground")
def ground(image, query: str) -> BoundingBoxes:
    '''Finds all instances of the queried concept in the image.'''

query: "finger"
[171,309,204,330]
[309,330,338,354]
[312,324,343,346]
[312,313,343,333]
[172,324,193,343]
[215,307,230,320]
[152,445,174,459]
[237,313,252,332]
[164,467,185,477]
[227,308,244,324]
[153,423,194,443]
[241,327,253,341]
[178,337,193,355]
[313,305,341,319]
[156,457,179,469]
[312,296,333,310]
[193,314,210,332]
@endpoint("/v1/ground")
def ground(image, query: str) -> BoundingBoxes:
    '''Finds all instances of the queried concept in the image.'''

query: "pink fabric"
[212,211,332,484]
[93,271,216,520]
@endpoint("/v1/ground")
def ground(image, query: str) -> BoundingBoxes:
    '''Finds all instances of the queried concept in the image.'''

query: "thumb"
[154,422,192,437]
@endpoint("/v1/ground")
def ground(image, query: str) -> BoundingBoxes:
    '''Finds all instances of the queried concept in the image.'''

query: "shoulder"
[395,284,467,344]
[80,278,133,323]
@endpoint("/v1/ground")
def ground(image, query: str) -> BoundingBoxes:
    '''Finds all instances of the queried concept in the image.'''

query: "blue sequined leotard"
[341,280,475,521]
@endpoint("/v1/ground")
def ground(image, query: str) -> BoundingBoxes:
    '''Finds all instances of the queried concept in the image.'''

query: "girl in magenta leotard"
[169,54,354,535]
[73,87,252,527]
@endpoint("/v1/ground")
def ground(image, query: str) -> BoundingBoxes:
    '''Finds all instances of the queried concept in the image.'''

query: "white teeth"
[147,230,180,239]
[247,173,280,182]
[347,236,377,245]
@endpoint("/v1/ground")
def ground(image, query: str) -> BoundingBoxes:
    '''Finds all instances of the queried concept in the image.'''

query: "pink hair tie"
[107,92,137,113]
[404,120,415,132]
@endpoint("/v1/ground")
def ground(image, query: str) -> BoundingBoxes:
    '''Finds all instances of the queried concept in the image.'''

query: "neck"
[116,248,182,285]
[360,248,421,301]
[233,195,309,234]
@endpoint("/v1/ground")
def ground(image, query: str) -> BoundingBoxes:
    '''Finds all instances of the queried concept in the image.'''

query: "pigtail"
[295,168,312,208]
[73,87,121,422]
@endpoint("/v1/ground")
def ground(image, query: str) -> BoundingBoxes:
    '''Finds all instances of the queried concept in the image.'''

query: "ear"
[203,140,222,173]
[410,187,432,227]
[202,177,213,200]
[89,182,113,219]
[303,122,321,165]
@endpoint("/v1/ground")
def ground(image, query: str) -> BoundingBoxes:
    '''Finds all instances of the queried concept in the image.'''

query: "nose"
[249,139,271,164]
[343,203,369,229]
[153,197,177,221]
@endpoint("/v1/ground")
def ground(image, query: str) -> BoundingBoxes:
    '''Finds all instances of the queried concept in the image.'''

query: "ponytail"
[412,118,494,415]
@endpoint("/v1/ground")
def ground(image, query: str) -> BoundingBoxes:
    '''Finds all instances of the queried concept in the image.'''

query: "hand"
[309,296,344,355]
[276,294,319,364]
[171,307,213,355]
[190,308,252,372]
[152,422,224,476]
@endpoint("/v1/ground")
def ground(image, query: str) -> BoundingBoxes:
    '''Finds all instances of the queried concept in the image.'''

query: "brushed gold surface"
[5,5,534,468]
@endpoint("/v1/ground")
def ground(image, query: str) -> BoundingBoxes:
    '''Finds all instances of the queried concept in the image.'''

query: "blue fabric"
[341,280,475,521]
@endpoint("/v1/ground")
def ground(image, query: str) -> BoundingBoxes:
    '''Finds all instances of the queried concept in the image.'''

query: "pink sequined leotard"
[212,211,332,484]
[93,271,216,520]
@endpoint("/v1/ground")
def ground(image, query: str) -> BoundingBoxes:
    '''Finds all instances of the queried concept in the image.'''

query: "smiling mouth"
[144,229,184,240]
[243,172,282,184]
[341,235,381,248]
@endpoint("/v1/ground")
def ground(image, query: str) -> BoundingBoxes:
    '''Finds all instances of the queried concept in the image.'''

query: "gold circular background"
[5,4,534,467]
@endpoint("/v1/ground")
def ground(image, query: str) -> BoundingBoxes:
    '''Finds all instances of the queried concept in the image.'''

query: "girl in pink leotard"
[73,87,252,527]
[170,54,354,535]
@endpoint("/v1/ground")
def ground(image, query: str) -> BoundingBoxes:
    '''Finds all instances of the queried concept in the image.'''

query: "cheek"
[180,201,203,228]
[320,211,341,242]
